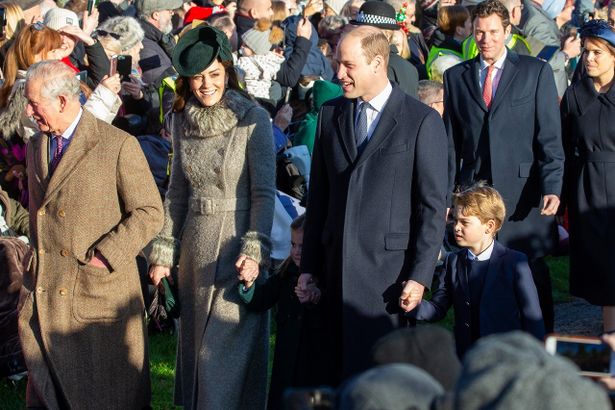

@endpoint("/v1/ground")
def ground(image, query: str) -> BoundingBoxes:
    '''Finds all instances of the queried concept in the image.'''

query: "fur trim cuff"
[240,231,271,268]
[148,236,179,267]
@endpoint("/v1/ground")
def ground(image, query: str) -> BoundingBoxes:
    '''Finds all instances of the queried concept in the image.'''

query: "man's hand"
[296,17,313,40]
[399,280,425,312]
[562,36,581,59]
[149,264,172,286]
[541,194,560,216]
[295,273,321,304]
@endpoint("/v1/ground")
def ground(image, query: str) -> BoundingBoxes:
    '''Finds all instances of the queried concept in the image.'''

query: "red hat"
[183,5,226,26]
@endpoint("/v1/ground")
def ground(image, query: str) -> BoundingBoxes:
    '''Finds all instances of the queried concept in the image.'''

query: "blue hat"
[580,19,615,48]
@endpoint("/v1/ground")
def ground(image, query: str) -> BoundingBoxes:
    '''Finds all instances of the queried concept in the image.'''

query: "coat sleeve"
[7,197,29,238]
[299,106,328,279]
[413,254,454,322]
[83,40,111,88]
[239,107,276,268]
[534,61,565,197]
[512,252,546,340]
[84,84,122,124]
[443,71,457,202]
[95,135,164,271]
[559,88,574,212]
[407,110,448,287]
[275,37,311,87]
[149,118,190,268]
[240,274,283,312]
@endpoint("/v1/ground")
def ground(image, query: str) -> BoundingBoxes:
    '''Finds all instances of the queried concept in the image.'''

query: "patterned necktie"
[355,101,370,154]
[482,64,495,109]
[51,135,64,171]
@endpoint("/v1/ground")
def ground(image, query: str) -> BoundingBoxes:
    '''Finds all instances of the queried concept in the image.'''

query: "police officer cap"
[172,25,233,77]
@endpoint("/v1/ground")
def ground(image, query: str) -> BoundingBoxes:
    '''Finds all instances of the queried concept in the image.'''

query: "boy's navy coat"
[301,83,448,380]
[416,241,545,357]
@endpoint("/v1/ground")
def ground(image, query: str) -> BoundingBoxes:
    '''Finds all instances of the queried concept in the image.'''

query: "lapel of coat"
[481,241,505,301]
[336,97,358,163]
[489,50,520,114]
[43,111,100,205]
[355,85,400,167]
[462,57,488,112]
[30,133,50,196]
[457,251,470,299]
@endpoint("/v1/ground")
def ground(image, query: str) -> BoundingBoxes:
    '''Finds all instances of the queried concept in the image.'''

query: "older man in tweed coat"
[19,60,163,409]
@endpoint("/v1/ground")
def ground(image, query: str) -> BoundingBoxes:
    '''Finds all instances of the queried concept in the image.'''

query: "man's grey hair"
[26,60,81,102]
[417,80,443,104]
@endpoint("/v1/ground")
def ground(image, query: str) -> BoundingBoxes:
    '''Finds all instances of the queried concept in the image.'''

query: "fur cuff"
[240,231,271,268]
[148,236,179,267]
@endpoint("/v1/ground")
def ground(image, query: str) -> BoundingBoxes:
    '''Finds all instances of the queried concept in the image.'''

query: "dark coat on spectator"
[388,45,419,98]
[561,76,615,305]
[301,83,448,383]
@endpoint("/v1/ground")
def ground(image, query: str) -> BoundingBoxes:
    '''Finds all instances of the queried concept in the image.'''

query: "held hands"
[149,264,172,286]
[236,255,259,287]
[399,280,425,312]
[541,194,560,216]
[296,273,321,304]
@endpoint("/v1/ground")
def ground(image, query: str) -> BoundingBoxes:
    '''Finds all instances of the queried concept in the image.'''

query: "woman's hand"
[236,255,259,284]
[100,74,122,94]
[121,77,144,100]
[149,264,172,286]
[81,8,100,37]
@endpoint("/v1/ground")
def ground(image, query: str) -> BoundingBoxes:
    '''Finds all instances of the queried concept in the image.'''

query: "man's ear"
[151,10,161,22]
[58,95,67,112]
[373,54,385,73]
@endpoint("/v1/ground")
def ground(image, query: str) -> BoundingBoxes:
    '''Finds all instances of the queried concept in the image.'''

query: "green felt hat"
[172,26,233,77]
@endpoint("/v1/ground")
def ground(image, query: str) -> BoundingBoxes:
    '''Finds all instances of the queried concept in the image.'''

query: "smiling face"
[25,78,63,134]
[473,13,511,65]
[189,59,227,107]
[583,37,615,85]
[290,228,303,267]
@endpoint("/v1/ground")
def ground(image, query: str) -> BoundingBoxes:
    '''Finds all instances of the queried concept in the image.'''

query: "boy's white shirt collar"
[467,240,495,261]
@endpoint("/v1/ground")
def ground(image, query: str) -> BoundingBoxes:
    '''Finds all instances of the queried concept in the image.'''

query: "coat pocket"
[385,233,409,250]
[381,143,409,156]
[518,162,532,178]
[73,264,129,323]
[510,95,532,107]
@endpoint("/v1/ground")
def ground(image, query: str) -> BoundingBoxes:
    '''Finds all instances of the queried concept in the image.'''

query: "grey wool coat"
[19,110,164,409]
[149,90,275,410]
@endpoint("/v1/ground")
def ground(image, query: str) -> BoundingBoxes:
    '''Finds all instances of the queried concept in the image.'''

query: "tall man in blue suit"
[298,25,448,384]
[444,0,564,333]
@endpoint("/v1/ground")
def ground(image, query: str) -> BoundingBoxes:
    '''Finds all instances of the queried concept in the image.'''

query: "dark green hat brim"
[172,26,233,77]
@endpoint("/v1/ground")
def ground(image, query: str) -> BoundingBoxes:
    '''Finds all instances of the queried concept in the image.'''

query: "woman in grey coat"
[148,26,275,409]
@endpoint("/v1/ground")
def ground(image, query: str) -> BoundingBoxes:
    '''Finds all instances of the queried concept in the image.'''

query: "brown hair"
[0,24,63,108]
[471,0,510,28]
[438,5,470,36]
[172,59,250,112]
[357,29,390,66]
[453,182,506,233]
[583,36,615,59]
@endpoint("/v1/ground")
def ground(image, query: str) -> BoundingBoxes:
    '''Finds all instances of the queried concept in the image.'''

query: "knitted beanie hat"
[44,8,79,30]
[455,331,611,410]
[98,16,145,53]
[241,19,274,55]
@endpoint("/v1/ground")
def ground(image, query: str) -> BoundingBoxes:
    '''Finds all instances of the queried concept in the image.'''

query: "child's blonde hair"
[453,182,506,233]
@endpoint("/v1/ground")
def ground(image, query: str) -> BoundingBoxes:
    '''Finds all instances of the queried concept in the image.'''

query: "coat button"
[59,288,67,296]
[186,165,192,172]
[217,148,225,155]
[58,210,66,218]
[36,286,45,294]
[214,167,221,174]
[217,182,224,190]
[465,322,470,327]
[38,249,45,255]
[466,301,470,306]
[60,249,69,257]
[38,209,45,216]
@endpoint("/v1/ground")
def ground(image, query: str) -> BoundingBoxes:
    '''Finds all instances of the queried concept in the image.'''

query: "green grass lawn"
[0,256,571,409]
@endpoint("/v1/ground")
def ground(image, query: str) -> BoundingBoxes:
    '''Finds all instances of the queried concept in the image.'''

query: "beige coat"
[19,110,163,409]
[149,90,275,410]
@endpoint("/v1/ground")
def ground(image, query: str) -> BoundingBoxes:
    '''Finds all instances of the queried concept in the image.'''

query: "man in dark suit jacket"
[298,25,448,384]
[444,0,564,332]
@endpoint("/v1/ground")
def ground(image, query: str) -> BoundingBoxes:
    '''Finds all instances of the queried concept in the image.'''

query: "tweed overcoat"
[19,110,164,409]
[149,90,275,410]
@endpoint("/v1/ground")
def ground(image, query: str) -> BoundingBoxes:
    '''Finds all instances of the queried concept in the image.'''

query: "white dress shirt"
[355,81,393,142]
[478,48,507,102]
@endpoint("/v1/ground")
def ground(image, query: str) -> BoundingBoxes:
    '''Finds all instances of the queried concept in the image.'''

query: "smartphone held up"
[545,335,615,378]
[110,54,132,82]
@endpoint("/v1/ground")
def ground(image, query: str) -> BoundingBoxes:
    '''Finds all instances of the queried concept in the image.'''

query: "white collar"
[480,48,508,70]
[467,239,495,261]
[58,108,83,140]
[358,81,393,112]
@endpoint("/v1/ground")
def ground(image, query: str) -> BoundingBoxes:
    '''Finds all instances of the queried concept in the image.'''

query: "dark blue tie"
[355,102,370,154]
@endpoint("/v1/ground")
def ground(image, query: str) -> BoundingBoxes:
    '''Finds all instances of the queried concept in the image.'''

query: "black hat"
[172,25,233,77]
[350,1,400,30]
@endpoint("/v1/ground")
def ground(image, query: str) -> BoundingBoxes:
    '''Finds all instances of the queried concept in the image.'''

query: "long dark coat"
[561,77,615,305]
[301,84,448,383]
[20,111,164,409]
[444,51,565,259]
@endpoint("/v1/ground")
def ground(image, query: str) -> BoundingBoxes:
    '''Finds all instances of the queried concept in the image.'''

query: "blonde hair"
[453,182,506,233]
[0,1,25,48]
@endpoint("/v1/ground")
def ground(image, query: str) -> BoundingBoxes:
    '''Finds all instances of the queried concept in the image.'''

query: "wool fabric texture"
[172,25,233,76]
[98,16,145,53]
[242,28,272,55]
[135,0,183,15]
[44,8,79,30]
[455,331,611,410]
[338,364,444,410]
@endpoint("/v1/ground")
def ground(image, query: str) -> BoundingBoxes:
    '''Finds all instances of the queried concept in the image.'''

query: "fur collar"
[183,90,257,138]
[0,79,27,141]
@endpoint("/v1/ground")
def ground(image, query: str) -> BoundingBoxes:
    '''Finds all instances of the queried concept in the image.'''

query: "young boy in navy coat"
[409,183,545,357]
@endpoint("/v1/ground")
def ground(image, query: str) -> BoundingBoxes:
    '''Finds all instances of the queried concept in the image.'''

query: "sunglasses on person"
[95,29,121,40]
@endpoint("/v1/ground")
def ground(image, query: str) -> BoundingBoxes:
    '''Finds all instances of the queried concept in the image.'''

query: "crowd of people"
[0,0,614,408]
